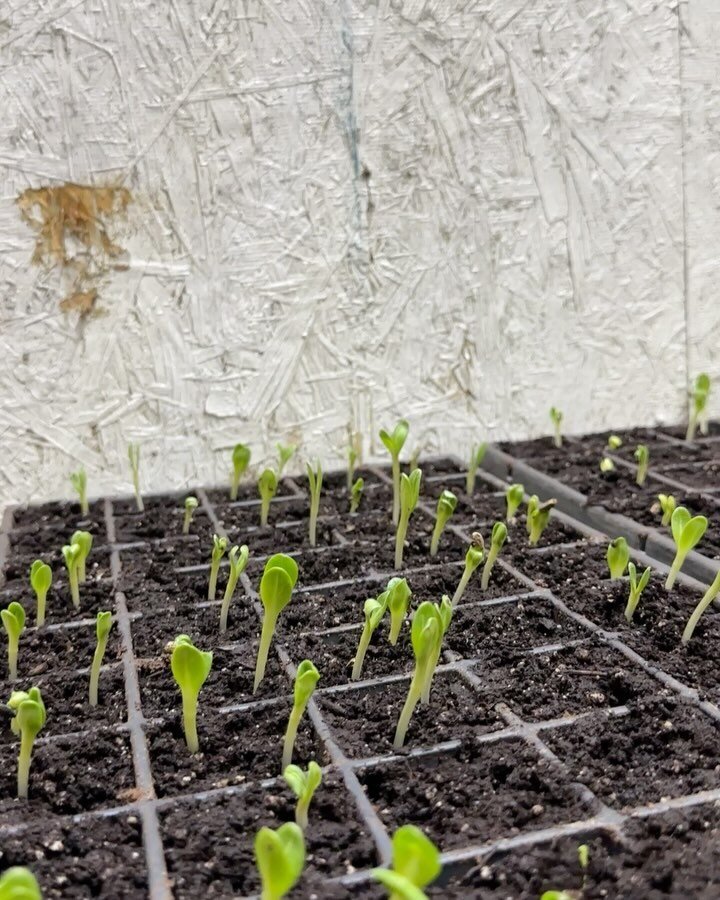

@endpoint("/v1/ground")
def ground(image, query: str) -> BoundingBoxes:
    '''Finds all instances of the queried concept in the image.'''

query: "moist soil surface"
[1,454,719,897]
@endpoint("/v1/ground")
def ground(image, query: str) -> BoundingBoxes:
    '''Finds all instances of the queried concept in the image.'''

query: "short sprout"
[527,496,557,546]
[395,468,421,569]
[170,635,213,754]
[306,461,323,548]
[30,560,52,627]
[599,456,615,473]
[379,419,410,525]
[665,506,708,590]
[258,468,278,527]
[452,535,484,607]
[429,489,457,557]
[349,477,364,514]
[624,563,651,623]
[634,444,649,486]
[284,760,322,831]
[481,522,507,590]
[505,483,524,522]
[607,435,622,450]
[128,442,143,512]
[372,825,441,899]
[655,493,676,528]
[182,496,198,535]
[8,686,46,799]
[282,659,320,771]
[276,443,297,476]
[62,542,82,609]
[352,593,388,681]
[70,530,93,583]
[207,534,228,601]
[230,443,251,501]
[686,372,711,441]
[89,611,113,706]
[1,602,25,681]
[254,554,299,692]
[549,407,563,448]
[70,467,89,515]
[606,537,630,580]
[0,867,42,899]
[220,544,249,633]
[465,443,487,495]
[682,569,720,645]
[387,577,412,646]
[254,822,305,900]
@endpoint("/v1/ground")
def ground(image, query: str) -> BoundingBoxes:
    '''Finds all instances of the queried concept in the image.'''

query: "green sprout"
[258,468,278,527]
[624,563,651,623]
[540,844,589,900]
[656,493,676,528]
[599,456,615,473]
[352,594,388,681]
[0,867,42,899]
[451,535,484,607]
[220,544,249,633]
[481,522,508,590]
[350,477,364,514]
[128,442,143,512]
[666,506,708,590]
[429,490,457,557]
[634,444,649,486]
[2,602,25,682]
[62,542,81,609]
[527,496,557,546]
[606,537,630,580]
[306,461,323,547]
[30,560,52,627]
[505,483,524,521]
[549,407,563,448]
[71,530,93,583]
[230,443,251,500]
[682,569,720,645]
[387,577,412,645]
[207,534,228,601]
[393,599,451,748]
[254,822,305,900]
[182,496,198,534]
[282,659,320,770]
[276,443,297,476]
[465,443,487,495]
[284,760,322,831]
[89,611,113,706]
[607,435,623,450]
[254,554,299,692]
[372,824,441,900]
[578,843,589,888]
[170,635,213,754]
[395,468,422,569]
[8,686,45,799]
[346,430,362,491]
[379,419,410,525]
[687,372,711,440]
[69,468,89,515]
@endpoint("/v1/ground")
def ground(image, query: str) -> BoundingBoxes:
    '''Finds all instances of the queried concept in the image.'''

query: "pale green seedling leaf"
[0,866,42,900]
[254,822,305,899]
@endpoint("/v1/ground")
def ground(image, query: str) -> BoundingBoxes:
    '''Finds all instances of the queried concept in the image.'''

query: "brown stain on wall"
[17,183,131,313]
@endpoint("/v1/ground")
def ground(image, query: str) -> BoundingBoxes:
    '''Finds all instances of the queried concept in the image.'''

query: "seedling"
[62,541,82,609]
[395,468,422,569]
[372,824,441,899]
[682,570,720,645]
[182,496,198,534]
[128,442,143,511]
[254,554,299,692]
[258,468,278,527]
[230,443,251,500]
[540,844,589,899]
[393,599,451,748]
[687,372,711,440]
[527,496,557,546]
[284,760,322,831]
[505,483,524,521]
[170,635,213,753]
[89,611,113,706]
[350,477,364,513]
[282,659,320,770]
[1,602,25,681]
[606,537,630,580]
[387,577,412,645]
[465,443,487,495]
[599,456,615,473]
[70,467,89,515]
[665,506,708,589]
[254,822,305,900]
[276,443,296,476]
[549,407,563,448]
[452,535,484,607]
[429,489,457,556]
[346,430,362,491]
[624,563,651,623]
[656,493,676,527]
[634,444,649,486]
[607,435,622,450]
[71,530,93,583]
[30,560,52,627]
[0,867,42,899]
[220,544,249,633]
[379,419,410,525]
[306,461,323,547]
[481,522,508,590]
[352,594,388,681]
[8,686,45,799]
[207,534,228,600]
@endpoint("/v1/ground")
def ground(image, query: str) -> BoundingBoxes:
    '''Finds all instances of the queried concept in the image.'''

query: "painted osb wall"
[0,0,715,504]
